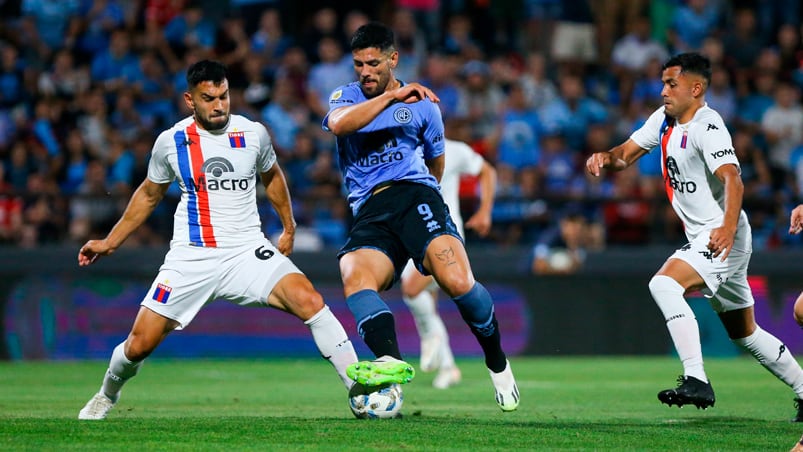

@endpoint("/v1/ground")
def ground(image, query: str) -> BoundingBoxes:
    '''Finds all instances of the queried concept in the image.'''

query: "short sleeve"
[147,130,176,184]
[629,107,666,152]
[255,122,277,173]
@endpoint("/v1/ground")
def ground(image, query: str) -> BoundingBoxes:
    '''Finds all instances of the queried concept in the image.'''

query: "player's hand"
[392,82,440,104]
[78,240,113,266]
[276,229,294,256]
[585,152,627,177]
[707,226,735,261]
[790,204,803,234]
[465,213,492,237]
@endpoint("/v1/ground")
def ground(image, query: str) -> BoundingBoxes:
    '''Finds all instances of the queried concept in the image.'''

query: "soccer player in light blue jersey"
[323,22,518,411]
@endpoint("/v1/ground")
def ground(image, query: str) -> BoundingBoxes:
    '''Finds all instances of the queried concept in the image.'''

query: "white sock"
[101,342,143,402]
[732,326,803,398]
[403,290,438,337]
[305,305,358,389]
[439,331,457,369]
[649,275,707,382]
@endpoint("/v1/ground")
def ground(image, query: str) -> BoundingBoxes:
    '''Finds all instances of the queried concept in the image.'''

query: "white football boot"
[78,392,116,420]
[489,360,519,412]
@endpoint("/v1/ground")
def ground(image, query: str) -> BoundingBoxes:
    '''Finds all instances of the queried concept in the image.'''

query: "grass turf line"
[0,356,800,450]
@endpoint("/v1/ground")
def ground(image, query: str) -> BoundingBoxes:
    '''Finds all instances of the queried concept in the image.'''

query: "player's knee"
[124,336,156,362]
[648,274,684,298]
[437,273,474,298]
[400,277,419,298]
[794,292,803,327]
[288,288,325,320]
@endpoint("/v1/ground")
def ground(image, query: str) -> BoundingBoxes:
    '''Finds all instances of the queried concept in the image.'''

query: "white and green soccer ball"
[348,382,403,419]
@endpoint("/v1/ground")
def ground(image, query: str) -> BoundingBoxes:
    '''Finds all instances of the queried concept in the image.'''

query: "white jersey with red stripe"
[630,104,748,242]
[440,138,485,236]
[148,114,276,248]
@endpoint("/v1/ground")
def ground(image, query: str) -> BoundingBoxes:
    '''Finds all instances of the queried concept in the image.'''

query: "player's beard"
[361,73,390,98]
[196,112,230,132]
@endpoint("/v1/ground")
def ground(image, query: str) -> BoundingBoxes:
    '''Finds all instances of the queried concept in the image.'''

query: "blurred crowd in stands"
[1,0,803,254]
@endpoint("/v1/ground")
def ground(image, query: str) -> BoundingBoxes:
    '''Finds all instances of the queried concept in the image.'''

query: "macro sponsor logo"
[187,157,252,192]
[665,156,697,193]
[710,149,735,159]
[356,150,404,166]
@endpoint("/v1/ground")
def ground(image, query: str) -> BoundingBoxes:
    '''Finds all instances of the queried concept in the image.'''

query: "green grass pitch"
[1,356,801,450]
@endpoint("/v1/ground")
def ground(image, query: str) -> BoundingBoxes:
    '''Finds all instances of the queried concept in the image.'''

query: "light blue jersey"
[323,81,445,215]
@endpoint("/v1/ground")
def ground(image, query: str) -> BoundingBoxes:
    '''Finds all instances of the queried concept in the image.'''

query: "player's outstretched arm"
[78,179,169,266]
[261,163,296,256]
[464,161,497,237]
[790,204,803,235]
[585,139,646,177]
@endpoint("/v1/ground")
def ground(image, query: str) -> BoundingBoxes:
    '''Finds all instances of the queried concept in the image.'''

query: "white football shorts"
[668,226,755,313]
[141,238,301,329]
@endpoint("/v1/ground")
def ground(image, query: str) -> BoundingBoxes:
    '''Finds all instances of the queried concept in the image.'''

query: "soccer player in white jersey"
[586,52,803,420]
[76,60,359,420]
[400,137,497,389]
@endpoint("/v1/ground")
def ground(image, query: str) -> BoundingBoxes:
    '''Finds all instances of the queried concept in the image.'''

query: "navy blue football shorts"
[337,181,462,287]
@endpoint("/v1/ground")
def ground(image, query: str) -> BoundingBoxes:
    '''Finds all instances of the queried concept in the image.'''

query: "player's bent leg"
[403,287,444,372]
[721,308,803,420]
[649,273,707,384]
[80,307,175,420]
[270,274,359,390]
[303,305,359,390]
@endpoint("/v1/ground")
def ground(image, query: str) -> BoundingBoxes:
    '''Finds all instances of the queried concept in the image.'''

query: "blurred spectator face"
[775,83,800,108]
[392,9,417,37]
[258,9,281,33]
[109,30,131,57]
[559,75,584,102]
[733,9,756,35]
[317,37,342,63]
[777,24,799,50]
[507,83,528,110]
[754,72,776,94]
[1,45,17,70]
[560,215,587,249]
[700,37,723,65]
[710,66,729,90]
[185,78,231,131]
[343,10,369,39]
[756,48,781,73]
[313,8,338,35]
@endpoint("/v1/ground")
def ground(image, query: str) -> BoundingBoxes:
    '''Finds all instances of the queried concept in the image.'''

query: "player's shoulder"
[329,82,361,106]
[228,114,265,131]
[689,105,727,134]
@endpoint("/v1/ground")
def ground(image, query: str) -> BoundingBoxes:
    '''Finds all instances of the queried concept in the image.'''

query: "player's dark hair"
[350,22,396,53]
[663,53,711,87]
[186,60,228,88]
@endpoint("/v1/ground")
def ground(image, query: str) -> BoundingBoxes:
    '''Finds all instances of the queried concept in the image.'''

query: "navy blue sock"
[346,289,401,359]
[453,282,507,372]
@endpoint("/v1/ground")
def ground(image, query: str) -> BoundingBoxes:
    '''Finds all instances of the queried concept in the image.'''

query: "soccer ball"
[348,382,403,419]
